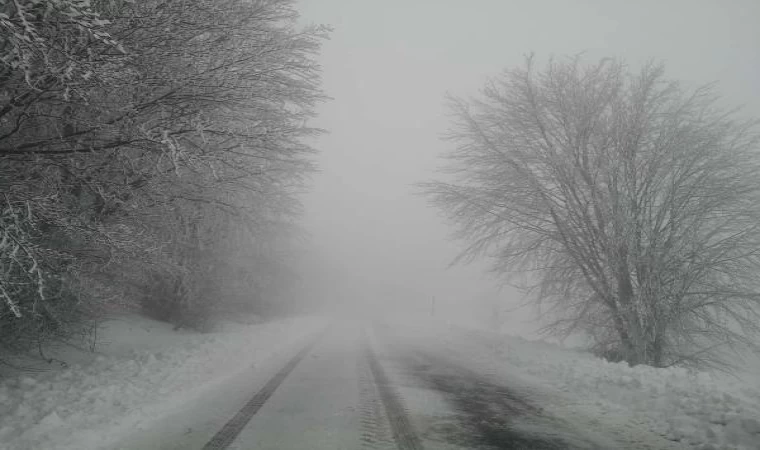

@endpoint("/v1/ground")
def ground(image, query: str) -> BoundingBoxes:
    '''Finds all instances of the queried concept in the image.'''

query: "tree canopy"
[1,0,327,359]
[426,56,760,368]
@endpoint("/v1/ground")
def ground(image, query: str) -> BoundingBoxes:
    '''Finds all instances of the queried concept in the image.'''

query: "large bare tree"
[425,56,760,368]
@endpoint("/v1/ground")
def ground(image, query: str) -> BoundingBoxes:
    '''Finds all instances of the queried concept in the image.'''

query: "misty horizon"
[296,0,760,336]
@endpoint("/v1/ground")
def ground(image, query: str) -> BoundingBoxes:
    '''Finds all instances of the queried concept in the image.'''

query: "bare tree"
[425,56,760,368]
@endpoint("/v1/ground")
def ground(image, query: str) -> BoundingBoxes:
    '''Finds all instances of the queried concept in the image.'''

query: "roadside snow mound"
[0,315,323,450]
[456,327,760,450]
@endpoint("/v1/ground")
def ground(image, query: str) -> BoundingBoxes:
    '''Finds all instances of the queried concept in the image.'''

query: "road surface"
[110,321,665,449]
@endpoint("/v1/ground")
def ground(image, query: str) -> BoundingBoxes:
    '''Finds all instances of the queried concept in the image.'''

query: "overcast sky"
[295,0,760,333]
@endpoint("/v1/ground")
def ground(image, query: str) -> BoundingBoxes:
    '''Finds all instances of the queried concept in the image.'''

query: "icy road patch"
[394,319,760,450]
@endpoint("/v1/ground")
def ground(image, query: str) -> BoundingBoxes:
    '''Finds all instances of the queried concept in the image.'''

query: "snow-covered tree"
[1,0,326,358]
[425,56,760,368]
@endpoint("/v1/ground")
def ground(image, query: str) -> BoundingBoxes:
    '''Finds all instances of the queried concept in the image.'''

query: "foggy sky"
[296,0,760,334]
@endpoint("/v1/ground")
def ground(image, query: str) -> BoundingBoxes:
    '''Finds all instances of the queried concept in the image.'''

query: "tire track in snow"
[202,327,329,450]
[357,348,395,449]
[363,327,424,450]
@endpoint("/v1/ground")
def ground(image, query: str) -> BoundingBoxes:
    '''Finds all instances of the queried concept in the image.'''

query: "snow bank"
[449,326,760,450]
[0,315,324,450]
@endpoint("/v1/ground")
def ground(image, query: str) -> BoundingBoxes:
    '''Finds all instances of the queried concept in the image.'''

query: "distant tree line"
[1,0,327,361]
[426,56,760,369]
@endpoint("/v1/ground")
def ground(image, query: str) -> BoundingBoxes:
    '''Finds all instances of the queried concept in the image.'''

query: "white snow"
[396,319,760,450]
[4,313,759,450]
[0,314,325,450]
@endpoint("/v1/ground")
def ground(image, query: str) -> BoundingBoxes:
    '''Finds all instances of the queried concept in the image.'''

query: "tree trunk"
[615,248,648,366]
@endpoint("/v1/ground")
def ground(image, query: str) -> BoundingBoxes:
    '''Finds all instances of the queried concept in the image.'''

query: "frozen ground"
[2,313,759,449]
[389,318,760,450]
[0,314,325,450]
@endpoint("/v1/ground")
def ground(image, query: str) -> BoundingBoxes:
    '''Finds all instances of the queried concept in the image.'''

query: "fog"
[7,2,760,448]
[295,0,760,335]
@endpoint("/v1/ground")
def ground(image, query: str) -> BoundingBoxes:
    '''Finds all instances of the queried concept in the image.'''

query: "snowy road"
[6,316,754,449]
[108,320,637,450]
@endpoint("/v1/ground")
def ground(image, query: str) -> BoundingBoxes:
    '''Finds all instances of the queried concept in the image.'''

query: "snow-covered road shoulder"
[0,315,325,450]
